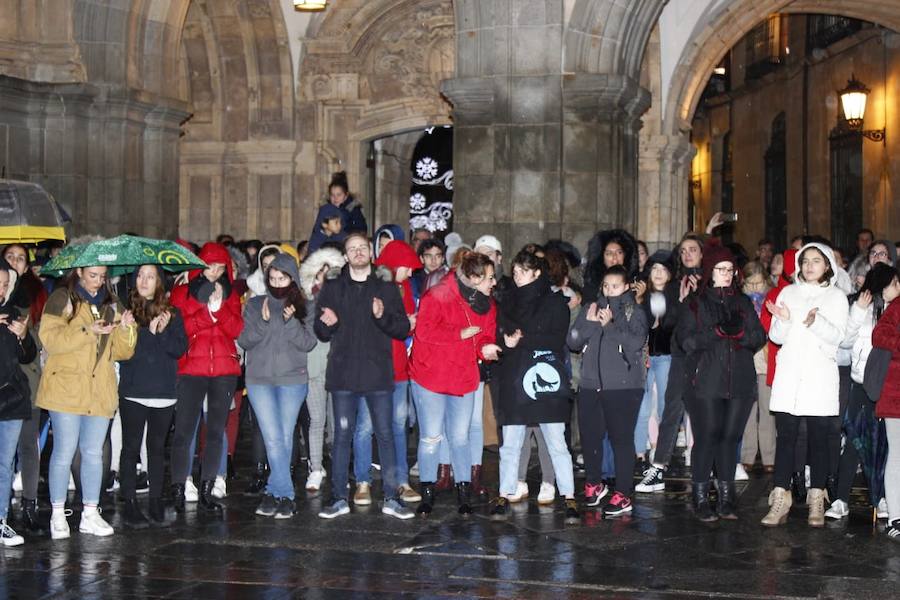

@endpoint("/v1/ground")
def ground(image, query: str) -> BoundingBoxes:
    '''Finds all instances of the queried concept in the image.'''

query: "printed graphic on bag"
[522,350,562,400]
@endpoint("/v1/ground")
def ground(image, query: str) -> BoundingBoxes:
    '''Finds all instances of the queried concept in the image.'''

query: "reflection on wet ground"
[2,456,899,599]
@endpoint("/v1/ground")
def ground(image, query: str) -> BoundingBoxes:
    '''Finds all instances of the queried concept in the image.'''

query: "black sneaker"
[887,520,900,542]
[584,482,609,508]
[135,471,150,494]
[635,466,665,493]
[255,494,278,517]
[274,498,296,520]
[490,497,510,521]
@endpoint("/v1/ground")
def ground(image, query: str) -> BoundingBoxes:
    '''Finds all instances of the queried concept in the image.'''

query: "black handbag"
[863,347,892,402]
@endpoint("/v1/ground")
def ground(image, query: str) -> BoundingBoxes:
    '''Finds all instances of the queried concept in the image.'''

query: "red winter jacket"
[873,300,900,419]
[374,241,422,382]
[409,272,496,396]
[760,248,798,386]
[170,242,243,377]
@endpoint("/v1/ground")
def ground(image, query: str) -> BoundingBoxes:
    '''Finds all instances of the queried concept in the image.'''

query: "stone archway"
[655,0,900,246]
[296,0,454,238]
[177,0,296,242]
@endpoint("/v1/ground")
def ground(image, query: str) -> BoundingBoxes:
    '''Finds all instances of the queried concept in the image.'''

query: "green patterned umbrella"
[43,234,206,278]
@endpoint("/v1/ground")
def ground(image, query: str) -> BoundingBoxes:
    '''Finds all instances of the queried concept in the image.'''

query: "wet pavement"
[3,455,900,599]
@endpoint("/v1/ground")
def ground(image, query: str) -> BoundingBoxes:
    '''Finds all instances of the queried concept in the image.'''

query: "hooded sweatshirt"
[373,241,422,382]
[170,242,244,377]
[374,224,406,259]
[768,243,849,416]
[246,244,283,298]
[238,253,317,386]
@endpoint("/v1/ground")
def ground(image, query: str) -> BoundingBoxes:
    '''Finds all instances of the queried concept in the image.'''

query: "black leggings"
[171,375,237,483]
[119,398,175,499]
[684,394,753,484]
[578,388,642,495]
[16,406,43,500]
[774,413,830,490]
[655,354,688,466]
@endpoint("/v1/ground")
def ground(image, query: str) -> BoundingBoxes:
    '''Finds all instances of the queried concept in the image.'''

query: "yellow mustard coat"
[36,288,137,418]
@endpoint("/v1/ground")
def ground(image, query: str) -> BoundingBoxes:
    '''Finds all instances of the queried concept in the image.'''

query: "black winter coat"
[0,304,37,421]
[496,276,571,425]
[674,286,766,402]
[119,310,188,399]
[643,284,679,356]
[314,266,410,393]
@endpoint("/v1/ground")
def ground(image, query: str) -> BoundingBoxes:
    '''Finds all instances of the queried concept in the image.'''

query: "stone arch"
[296,0,454,238]
[176,0,296,242]
[565,0,667,79]
[649,0,900,248]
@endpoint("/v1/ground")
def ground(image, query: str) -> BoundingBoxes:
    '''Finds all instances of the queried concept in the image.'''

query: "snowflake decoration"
[409,193,427,211]
[415,157,439,180]
[410,215,429,230]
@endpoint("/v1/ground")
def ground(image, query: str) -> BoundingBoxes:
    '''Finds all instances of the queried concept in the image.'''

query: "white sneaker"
[12,472,22,493]
[537,482,556,505]
[185,477,199,503]
[79,509,114,537]
[50,510,71,540]
[212,476,227,499]
[825,499,849,520]
[507,481,529,503]
[877,498,889,519]
[735,464,749,481]
[409,462,419,478]
[306,469,326,492]
[0,519,24,547]
[68,474,76,491]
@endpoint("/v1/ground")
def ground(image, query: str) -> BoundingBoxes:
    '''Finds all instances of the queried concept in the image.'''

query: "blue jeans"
[499,422,574,497]
[635,355,672,455]
[437,382,484,467]
[354,381,410,485]
[411,381,474,483]
[48,412,110,505]
[0,419,23,519]
[247,384,308,500]
[331,390,398,501]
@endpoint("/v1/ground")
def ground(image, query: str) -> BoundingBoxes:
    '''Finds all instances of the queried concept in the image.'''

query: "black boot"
[791,471,807,505]
[245,463,269,495]
[199,480,224,514]
[716,480,738,520]
[171,483,186,514]
[148,498,166,526]
[20,498,45,535]
[416,482,435,516]
[227,456,236,480]
[457,482,472,516]
[123,498,150,529]
[692,482,718,522]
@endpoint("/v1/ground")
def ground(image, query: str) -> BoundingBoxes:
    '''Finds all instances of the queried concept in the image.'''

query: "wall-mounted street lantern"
[293,0,327,11]
[839,75,885,142]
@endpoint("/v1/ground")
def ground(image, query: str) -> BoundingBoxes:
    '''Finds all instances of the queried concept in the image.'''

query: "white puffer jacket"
[769,244,850,416]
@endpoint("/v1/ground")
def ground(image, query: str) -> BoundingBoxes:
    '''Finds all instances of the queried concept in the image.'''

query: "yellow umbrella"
[0,180,69,244]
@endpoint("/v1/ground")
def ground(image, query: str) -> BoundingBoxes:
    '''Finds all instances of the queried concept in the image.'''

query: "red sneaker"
[603,491,633,517]
[584,482,608,507]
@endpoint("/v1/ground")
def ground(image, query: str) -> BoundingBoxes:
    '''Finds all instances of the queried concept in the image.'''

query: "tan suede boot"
[761,487,792,527]
[807,488,826,527]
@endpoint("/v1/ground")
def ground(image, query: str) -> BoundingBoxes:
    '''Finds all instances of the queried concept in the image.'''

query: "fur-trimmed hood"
[584,228,639,300]
[298,247,345,298]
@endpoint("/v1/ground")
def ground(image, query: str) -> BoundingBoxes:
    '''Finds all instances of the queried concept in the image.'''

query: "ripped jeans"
[411,380,474,484]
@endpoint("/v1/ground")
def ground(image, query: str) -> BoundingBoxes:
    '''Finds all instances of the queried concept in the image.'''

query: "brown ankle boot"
[435,464,454,492]
[471,465,489,499]
[807,488,826,527]
[760,487,792,527]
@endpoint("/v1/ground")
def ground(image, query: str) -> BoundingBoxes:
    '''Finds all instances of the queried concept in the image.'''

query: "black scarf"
[456,275,491,315]
[501,274,551,330]
[75,282,109,307]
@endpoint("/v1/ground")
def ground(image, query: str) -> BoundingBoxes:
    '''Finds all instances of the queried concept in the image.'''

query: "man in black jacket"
[315,233,414,520]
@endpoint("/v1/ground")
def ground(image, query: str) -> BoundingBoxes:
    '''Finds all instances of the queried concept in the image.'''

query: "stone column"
[443,1,655,254]
[638,132,695,250]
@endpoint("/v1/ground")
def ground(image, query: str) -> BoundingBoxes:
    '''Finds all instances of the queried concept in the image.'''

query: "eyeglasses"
[870,250,889,259]
[713,266,735,274]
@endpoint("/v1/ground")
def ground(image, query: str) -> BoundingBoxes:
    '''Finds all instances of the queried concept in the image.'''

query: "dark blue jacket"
[118,310,188,399]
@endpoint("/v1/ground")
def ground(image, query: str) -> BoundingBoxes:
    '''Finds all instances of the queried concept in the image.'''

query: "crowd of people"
[2,172,900,547]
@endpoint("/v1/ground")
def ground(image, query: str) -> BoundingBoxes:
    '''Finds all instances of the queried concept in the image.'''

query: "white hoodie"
[769,243,850,416]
